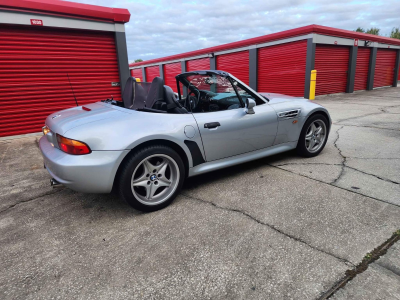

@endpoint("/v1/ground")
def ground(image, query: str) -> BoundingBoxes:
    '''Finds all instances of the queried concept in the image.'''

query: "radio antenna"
[67,73,79,107]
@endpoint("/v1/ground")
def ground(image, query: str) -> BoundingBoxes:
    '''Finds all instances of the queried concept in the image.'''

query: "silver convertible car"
[39,70,331,211]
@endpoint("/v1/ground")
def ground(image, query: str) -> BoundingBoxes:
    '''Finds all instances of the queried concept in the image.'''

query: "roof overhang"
[130,24,400,69]
[0,0,130,23]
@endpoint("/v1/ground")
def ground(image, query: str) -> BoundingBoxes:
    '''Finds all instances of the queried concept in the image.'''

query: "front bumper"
[39,136,129,193]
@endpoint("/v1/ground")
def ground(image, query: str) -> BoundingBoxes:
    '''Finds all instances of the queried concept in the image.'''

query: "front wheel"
[296,114,329,157]
[118,145,185,211]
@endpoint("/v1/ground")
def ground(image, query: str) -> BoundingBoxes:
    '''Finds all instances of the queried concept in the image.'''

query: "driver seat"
[163,85,188,114]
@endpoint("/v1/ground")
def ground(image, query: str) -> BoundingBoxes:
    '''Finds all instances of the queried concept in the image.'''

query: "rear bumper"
[39,136,129,193]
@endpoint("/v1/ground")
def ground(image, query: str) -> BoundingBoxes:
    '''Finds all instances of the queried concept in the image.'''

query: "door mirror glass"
[246,98,256,114]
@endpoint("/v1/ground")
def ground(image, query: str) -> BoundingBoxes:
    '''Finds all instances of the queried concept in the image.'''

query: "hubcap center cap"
[150,174,157,181]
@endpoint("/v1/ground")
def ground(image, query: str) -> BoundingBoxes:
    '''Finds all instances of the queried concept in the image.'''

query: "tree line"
[355,27,400,39]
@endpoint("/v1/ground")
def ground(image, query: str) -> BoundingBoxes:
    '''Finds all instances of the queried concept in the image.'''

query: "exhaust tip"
[50,178,62,188]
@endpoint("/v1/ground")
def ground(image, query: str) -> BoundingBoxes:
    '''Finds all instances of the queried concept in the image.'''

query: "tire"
[296,114,329,157]
[118,145,185,212]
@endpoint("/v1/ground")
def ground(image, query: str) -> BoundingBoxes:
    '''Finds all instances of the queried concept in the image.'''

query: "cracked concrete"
[376,240,400,278]
[0,190,349,300]
[331,126,346,185]
[0,87,400,299]
[183,193,355,267]
[0,137,54,212]
[269,96,400,206]
[184,163,400,265]
[331,263,400,300]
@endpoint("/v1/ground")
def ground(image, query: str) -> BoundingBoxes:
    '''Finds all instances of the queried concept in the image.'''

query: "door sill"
[188,141,297,177]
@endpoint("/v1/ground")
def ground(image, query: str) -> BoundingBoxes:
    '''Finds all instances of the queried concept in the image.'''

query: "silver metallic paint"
[193,105,278,161]
[40,72,331,194]
[39,136,128,193]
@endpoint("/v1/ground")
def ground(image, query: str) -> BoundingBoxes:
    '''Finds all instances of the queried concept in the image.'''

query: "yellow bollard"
[135,78,141,82]
[309,70,317,100]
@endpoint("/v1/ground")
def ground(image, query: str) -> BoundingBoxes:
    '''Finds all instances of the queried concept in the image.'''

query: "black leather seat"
[131,82,147,110]
[163,85,188,114]
[146,77,165,109]
[122,77,135,108]
[123,76,187,113]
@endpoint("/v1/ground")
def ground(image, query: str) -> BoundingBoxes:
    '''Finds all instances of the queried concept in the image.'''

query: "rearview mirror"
[246,98,256,114]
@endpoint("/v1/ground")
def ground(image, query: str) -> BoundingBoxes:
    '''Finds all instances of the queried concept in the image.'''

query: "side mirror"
[246,98,256,114]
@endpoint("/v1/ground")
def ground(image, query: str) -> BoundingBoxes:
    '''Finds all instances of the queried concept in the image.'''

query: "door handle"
[204,122,221,129]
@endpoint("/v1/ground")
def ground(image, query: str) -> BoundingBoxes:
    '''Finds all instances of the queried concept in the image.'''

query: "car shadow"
[70,150,298,216]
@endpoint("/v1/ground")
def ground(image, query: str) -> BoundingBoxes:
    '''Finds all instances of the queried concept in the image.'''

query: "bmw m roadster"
[39,70,331,211]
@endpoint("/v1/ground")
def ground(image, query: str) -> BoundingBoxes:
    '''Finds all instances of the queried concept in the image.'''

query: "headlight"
[56,134,91,155]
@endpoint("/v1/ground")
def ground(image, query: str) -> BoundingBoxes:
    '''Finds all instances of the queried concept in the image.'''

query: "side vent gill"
[277,109,301,119]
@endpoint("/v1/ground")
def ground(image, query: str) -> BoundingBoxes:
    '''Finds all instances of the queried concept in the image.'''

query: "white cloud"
[67,0,400,61]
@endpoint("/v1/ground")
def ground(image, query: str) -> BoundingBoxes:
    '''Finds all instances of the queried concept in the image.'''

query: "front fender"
[303,106,332,133]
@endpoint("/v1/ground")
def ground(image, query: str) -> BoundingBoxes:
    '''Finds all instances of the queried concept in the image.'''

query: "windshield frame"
[176,71,268,106]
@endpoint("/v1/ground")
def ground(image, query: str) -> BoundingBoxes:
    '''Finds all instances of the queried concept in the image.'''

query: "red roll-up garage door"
[131,68,143,81]
[145,65,160,83]
[257,40,307,97]
[354,47,370,91]
[163,62,181,92]
[0,25,121,138]
[374,49,397,88]
[315,45,349,95]
[216,51,249,85]
[186,58,210,72]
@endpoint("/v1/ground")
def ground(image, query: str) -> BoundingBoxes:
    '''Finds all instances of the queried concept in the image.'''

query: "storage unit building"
[130,25,400,99]
[0,0,130,138]
[373,49,398,88]
[314,45,349,95]
[354,48,371,91]
[257,40,307,97]
[216,51,249,85]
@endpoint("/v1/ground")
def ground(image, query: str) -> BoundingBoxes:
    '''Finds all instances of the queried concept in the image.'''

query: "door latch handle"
[204,122,221,129]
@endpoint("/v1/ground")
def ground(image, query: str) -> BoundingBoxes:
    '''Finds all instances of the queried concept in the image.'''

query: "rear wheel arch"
[112,139,190,192]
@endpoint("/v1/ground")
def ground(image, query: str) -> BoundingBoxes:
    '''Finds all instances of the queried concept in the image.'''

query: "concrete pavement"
[332,240,400,300]
[0,87,399,299]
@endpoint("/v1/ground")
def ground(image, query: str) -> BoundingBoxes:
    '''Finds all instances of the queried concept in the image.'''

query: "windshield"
[177,72,265,112]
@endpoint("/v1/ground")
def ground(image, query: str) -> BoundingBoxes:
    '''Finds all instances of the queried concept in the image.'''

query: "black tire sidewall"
[119,145,185,211]
[297,114,329,157]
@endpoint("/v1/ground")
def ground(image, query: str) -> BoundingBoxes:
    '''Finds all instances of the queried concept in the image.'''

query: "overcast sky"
[70,0,400,62]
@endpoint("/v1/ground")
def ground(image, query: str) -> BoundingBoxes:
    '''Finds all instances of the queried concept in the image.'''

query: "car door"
[193,104,277,162]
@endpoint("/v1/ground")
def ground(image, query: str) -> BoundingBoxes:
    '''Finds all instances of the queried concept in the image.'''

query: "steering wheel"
[185,90,199,112]
[196,92,214,112]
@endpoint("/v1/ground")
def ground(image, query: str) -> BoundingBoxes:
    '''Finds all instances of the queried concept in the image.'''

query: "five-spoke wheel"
[297,114,329,157]
[119,145,185,211]
[305,120,326,153]
[131,154,180,206]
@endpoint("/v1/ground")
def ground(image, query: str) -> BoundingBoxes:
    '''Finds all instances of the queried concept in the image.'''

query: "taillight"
[56,134,91,155]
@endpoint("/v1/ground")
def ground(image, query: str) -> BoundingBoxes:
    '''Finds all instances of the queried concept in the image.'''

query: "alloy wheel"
[305,119,327,153]
[131,154,180,206]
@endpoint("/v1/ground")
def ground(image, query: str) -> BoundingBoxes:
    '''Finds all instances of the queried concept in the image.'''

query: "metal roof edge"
[0,0,130,23]
[130,24,400,68]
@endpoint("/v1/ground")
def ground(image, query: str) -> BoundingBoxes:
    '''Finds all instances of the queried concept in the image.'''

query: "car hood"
[45,102,129,135]
[259,92,306,104]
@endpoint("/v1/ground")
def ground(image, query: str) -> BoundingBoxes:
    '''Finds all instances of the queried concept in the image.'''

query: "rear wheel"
[296,114,329,157]
[119,145,185,211]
